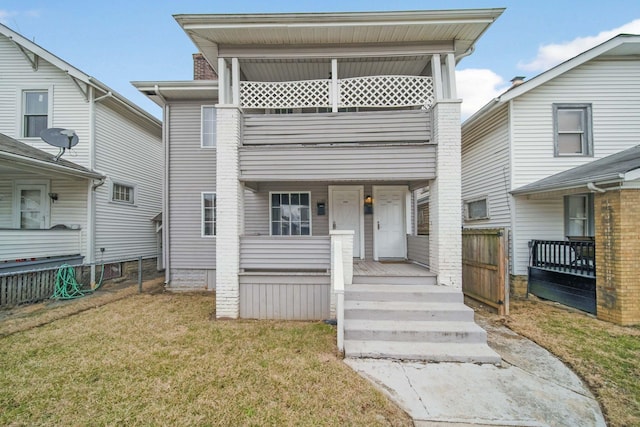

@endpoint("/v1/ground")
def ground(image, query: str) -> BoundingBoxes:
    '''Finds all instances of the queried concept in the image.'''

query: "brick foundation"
[595,189,640,325]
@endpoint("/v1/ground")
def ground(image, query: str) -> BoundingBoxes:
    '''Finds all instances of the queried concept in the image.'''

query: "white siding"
[512,197,564,275]
[167,102,216,269]
[94,103,162,261]
[0,35,91,167]
[511,58,640,189]
[462,104,511,228]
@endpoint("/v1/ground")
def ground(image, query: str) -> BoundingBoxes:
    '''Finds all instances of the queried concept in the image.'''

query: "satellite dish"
[40,128,79,149]
[40,128,78,161]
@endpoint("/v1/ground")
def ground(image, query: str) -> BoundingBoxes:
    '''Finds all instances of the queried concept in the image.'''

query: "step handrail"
[333,238,345,352]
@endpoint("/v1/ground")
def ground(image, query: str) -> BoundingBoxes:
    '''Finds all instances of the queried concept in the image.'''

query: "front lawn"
[0,290,410,426]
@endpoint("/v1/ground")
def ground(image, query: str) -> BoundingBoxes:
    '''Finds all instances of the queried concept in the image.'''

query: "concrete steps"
[343,283,501,364]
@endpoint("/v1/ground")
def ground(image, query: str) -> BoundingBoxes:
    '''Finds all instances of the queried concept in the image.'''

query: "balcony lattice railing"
[239,75,434,110]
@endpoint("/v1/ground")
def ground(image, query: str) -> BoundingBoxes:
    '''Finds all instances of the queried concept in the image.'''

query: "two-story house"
[462,34,640,325]
[134,9,504,362]
[0,23,162,287]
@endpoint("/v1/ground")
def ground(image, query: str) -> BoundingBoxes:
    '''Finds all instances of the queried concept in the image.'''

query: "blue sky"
[2,0,640,119]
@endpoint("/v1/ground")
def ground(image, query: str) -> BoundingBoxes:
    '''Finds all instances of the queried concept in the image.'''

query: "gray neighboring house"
[462,34,640,325]
[0,23,162,280]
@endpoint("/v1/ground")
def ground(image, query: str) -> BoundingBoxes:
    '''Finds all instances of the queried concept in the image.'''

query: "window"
[270,192,311,236]
[465,198,488,221]
[202,192,216,237]
[553,104,592,156]
[564,194,594,237]
[112,183,134,204]
[23,90,48,138]
[15,183,49,229]
[201,106,216,147]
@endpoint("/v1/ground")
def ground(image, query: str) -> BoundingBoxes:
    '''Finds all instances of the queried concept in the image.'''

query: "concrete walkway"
[345,316,606,427]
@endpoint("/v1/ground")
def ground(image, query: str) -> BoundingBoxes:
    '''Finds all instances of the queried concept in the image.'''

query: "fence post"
[138,256,143,293]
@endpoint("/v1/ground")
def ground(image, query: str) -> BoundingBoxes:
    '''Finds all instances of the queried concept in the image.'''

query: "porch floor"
[353,261,435,278]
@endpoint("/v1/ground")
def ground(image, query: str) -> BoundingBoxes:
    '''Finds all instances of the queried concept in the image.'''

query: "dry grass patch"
[476,299,640,427]
[0,291,411,426]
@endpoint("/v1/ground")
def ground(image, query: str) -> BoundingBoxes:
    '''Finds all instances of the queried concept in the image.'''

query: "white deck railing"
[239,75,434,110]
[0,229,82,262]
[330,230,354,353]
[239,236,331,270]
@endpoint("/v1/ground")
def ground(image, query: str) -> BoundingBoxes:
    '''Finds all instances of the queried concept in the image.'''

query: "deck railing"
[0,229,82,262]
[239,75,434,110]
[239,236,331,271]
[530,240,595,277]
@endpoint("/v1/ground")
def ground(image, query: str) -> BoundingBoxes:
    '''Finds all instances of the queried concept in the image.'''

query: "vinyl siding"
[512,197,564,275]
[94,103,162,261]
[0,35,90,167]
[240,144,436,181]
[167,102,216,269]
[243,110,431,145]
[511,58,640,190]
[239,236,330,270]
[407,234,429,265]
[462,103,511,229]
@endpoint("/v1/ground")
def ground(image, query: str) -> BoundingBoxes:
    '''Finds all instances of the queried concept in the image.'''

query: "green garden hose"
[51,263,105,300]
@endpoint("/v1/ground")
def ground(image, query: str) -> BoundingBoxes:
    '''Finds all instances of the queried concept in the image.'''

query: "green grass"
[502,300,640,427]
[0,291,411,426]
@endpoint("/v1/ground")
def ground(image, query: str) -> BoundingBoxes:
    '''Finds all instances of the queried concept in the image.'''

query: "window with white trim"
[202,192,216,237]
[270,192,311,236]
[201,106,216,147]
[23,90,48,138]
[465,198,488,221]
[564,194,594,237]
[553,104,593,156]
[112,183,134,204]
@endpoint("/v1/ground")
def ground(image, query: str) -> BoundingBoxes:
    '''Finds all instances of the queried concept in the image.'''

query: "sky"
[2,0,640,120]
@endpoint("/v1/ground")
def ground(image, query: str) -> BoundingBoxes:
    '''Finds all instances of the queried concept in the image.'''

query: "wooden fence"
[462,228,509,315]
[0,265,83,308]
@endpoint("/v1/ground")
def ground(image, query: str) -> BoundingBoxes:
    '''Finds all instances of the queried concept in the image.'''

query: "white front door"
[374,186,406,259]
[15,184,49,229]
[329,186,363,258]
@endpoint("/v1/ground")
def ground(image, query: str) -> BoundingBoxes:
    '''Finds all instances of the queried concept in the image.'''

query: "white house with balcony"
[0,23,162,282]
[134,9,504,362]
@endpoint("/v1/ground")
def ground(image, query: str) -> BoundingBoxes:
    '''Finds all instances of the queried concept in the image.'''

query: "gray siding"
[168,102,216,269]
[243,110,431,145]
[407,235,429,265]
[240,236,330,270]
[240,144,435,181]
[239,275,330,320]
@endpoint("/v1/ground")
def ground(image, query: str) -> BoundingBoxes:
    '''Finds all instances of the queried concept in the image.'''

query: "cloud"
[456,68,509,120]
[519,18,640,72]
[0,10,18,24]
[0,9,41,24]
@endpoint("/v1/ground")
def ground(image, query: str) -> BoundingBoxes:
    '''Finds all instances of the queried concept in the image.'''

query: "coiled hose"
[51,263,105,300]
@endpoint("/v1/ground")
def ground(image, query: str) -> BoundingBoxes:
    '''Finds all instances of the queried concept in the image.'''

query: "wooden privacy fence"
[462,228,509,315]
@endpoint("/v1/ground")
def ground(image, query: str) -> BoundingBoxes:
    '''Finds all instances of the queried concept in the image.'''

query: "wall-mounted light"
[48,192,58,203]
[364,195,373,214]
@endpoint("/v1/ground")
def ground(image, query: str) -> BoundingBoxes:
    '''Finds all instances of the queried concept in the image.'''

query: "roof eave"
[0,151,104,180]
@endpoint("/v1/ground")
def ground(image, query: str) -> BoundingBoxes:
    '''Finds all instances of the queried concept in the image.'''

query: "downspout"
[155,85,170,284]
[455,44,475,62]
[87,85,97,286]
[587,182,606,193]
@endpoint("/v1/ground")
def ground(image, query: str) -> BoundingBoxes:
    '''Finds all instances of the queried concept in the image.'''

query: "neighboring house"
[462,34,640,325]
[133,9,504,322]
[0,23,162,283]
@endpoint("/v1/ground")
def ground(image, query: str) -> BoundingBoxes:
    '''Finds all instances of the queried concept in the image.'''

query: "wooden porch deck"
[353,261,435,277]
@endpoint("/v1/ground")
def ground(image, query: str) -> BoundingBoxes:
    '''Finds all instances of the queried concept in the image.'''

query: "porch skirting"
[239,273,330,320]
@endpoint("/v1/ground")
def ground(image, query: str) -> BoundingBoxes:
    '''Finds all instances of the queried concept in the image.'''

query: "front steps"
[343,281,501,364]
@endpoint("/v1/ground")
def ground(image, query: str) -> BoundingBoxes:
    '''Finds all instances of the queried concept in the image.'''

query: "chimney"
[509,76,526,89]
[193,53,217,80]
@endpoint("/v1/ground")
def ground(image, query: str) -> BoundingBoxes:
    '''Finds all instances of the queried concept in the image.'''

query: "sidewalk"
[345,316,605,426]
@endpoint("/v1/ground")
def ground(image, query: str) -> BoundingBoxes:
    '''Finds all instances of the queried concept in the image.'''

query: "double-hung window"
[270,192,311,236]
[564,194,594,237]
[553,104,593,156]
[202,192,216,237]
[201,106,216,148]
[23,90,49,138]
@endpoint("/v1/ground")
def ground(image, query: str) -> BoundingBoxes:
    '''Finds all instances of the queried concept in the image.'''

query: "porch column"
[595,189,640,325]
[215,105,243,318]
[429,100,463,288]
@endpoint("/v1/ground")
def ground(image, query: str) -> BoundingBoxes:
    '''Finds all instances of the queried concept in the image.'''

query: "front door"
[374,186,406,259]
[15,184,49,229]
[329,186,363,258]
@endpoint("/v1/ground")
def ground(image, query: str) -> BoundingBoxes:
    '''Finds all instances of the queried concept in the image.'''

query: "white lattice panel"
[340,76,434,108]
[240,79,331,109]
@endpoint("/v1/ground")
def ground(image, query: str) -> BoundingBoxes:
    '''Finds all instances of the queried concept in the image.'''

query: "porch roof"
[0,133,104,180]
[174,9,504,78]
[512,145,640,196]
